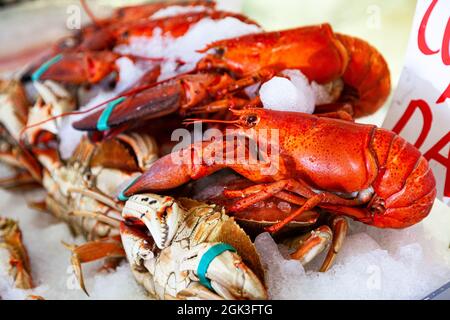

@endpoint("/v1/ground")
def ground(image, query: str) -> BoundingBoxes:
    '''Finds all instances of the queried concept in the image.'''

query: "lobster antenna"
[80,0,102,27]
[183,118,241,126]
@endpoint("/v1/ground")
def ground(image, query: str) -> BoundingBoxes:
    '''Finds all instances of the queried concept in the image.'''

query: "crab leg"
[0,170,37,189]
[287,216,348,271]
[289,225,333,265]
[62,236,126,295]
[319,216,348,272]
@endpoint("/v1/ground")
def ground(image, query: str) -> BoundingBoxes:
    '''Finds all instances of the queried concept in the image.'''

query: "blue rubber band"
[97,97,126,131]
[198,243,237,291]
[117,175,141,202]
[31,54,64,82]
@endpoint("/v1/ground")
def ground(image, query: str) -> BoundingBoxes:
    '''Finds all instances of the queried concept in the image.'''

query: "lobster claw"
[122,141,226,197]
[32,51,119,85]
[72,73,225,132]
[73,79,183,132]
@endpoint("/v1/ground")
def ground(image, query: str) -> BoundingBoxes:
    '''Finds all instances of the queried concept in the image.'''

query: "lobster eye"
[245,115,258,127]
[214,47,225,57]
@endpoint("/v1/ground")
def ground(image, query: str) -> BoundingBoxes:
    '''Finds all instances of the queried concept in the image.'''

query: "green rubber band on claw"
[31,54,64,82]
[97,97,126,131]
[197,243,237,291]
[117,175,140,202]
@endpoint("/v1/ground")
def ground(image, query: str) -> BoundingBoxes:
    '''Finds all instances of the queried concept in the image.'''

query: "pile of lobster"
[0,0,436,300]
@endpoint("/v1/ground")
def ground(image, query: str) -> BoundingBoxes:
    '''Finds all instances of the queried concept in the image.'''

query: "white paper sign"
[383,0,450,205]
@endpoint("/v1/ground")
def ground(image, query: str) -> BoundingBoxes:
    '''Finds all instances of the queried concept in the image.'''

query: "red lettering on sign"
[418,0,450,65]
[418,0,439,55]
[392,99,433,149]
[437,83,450,104]
[424,132,450,198]
[443,18,450,65]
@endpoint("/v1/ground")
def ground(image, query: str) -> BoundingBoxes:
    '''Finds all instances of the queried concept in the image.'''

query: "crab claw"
[122,194,185,249]
[33,51,119,85]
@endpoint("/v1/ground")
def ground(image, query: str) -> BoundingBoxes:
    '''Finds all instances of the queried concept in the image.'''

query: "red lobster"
[120,109,436,232]
[71,23,390,134]
[30,10,258,85]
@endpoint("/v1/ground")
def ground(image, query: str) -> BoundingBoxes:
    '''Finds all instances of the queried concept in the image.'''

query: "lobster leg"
[224,180,289,211]
[315,102,354,117]
[226,178,364,213]
[223,177,363,233]
[315,110,354,121]
[225,67,278,95]
[188,97,250,114]
[266,194,326,233]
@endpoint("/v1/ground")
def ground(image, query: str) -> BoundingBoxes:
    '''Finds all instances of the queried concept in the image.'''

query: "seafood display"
[0,0,439,300]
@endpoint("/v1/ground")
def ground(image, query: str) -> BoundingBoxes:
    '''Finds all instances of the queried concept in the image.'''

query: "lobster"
[21,0,222,80]
[70,23,390,134]
[120,108,436,233]
[30,10,259,86]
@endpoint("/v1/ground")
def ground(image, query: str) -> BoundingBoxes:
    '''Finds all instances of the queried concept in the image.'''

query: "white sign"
[383,0,450,205]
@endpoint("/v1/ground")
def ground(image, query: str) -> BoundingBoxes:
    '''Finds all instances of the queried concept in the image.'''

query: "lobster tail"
[368,129,436,228]
[336,34,391,118]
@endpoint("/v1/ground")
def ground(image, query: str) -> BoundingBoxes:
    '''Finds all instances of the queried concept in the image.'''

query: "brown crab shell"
[72,137,140,172]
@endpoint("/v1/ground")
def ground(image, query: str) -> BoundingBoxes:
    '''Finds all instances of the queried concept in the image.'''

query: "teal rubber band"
[117,175,140,202]
[97,97,126,131]
[197,243,237,291]
[31,54,64,82]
